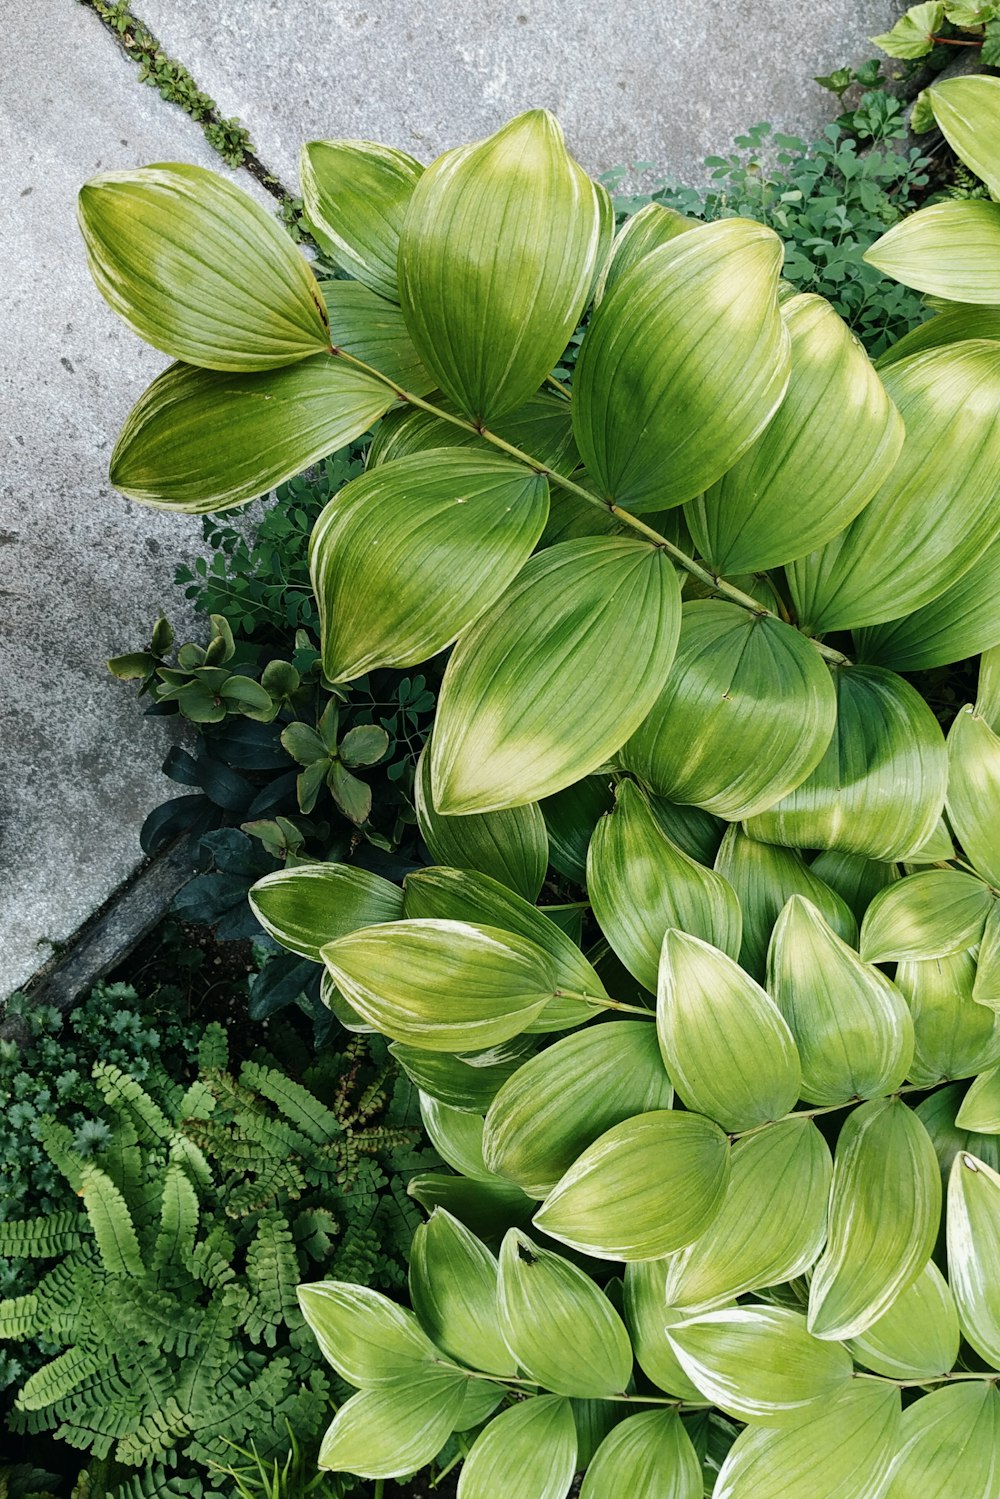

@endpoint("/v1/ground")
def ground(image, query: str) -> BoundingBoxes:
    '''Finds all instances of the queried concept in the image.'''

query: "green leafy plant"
[78,85,1000,1493]
[873,0,1000,63]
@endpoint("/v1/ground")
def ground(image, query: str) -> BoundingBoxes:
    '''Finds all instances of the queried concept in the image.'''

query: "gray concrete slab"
[138,0,901,187]
[0,3,276,998]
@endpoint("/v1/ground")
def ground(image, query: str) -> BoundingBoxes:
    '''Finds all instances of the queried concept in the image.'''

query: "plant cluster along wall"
[24,73,1000,1493]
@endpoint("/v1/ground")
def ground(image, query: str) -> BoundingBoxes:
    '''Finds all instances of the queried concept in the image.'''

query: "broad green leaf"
[947,707,1000,886]
[745,665,948,862]
[789,344,1000,631]
[570,1399,625,1469]
[621,602,836,819]
[300,139,423,301]
[542,776,614,884]
[78,163,329,369]
[409,1209,514,1375]
[592,201,698,306]
[713,1380,901,1499]
[958,1067,1000,1132]
[249,863,403,961]
[407,1172,535,1240]
[318,278,433,392]
[947,1151,1000,1369]
[418,1094,495,1183]
[390,1037,535,1114]
[666,1306,853,1427]
[886,1381,1000,1499]
[110,357,392,513]
[414,746,547,903]
[588,780,742,992]
[860,870,994,963]
[658,932,800,1132]
[872,1,943,57]
[977,898,1000,1014]
[876,304,1000,372]
[318,1369,468,1478]
[297,1281,437,1387]
[573,218,790,512]
[916,1084,1000,1198]
[809,849,899,927]
[903,816,955,865]
[320,919,557,1050]
[403,864,604,1031]
[865,201,1000,303]
[808,1098,940,1340]
[686,294,903,573]
[580,1410,702,1499]
[309,450,548,681]
[454,1381,505,1430]
[767,896,913,1104]
[430,537,681,814]
[498,1231,632,1396]
[456,1394,577,1499]
[715,827,857,982]
[847,1260,960,1379]
[369,390,580,471]
[663,1118,831,1310]
[483,1021,673,1197]
[534,1109,730,1261]
[623,1262,704,1399]
[896,950,1000,1087]
[649,795,726,865]
[854,528,1000,671]
[979,645,1000,732]
[399,110,609,423]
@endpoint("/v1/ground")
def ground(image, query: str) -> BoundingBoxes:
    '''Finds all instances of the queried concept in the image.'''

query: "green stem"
[555,988,654,1018]
[857,1370,999,1388]
[328,345,851,667]
[732,1080,962,1141]
[439,1363,705,1409]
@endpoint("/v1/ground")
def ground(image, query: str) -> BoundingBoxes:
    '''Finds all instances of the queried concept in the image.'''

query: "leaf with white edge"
[399,110,610,423]
[533,1109,730,1261]
[809,849,899,928]
[930,75,1000,196]
[789,344,1000,632]
[78,163,329,369]
[430,537,681,814]
[296,1281,437,1387]
[592,201,697,306]
[657,931,800,1132]
[483,1021,673,1198]
[847,1259,960,1379]
[369,390,580,471]
[309,450,549,681]
[860,870,994,963]
[948,1151,1000,1370]
[976,904,1000,1016]
[745,665,948,862]
[958,1067,1000,1133]
[457,1394,577,1499]
[663,1118,832,1311]
[249,863,403,961]
[666,1306,853,1427]
[573,218,790,512]
[414,747,547,904]
[623,1262,704,1400]
[318,278,433,393]
[621,602,836,820]
[686,294,903,574]
[875,304,1000,371]
[409,1209,514,1375]
[318,1369,469,1479]
[390,1037,535,1114]
[715,826,857,982]
[300,139,423,301]
[808,1098,940,1341]
[579,1410,702,1499]
[885,1381,1000,1499]
[767,895,912,1104]
[713,1380,901,1499]
[403,864,604,1031]
[896,950,1000,1088]
[865,201,1000,304]
[418,1094,496,1183]
[320,919,557,1051]
[498,1231,632,1397]
[110,357,392,513]
[588,779,741,992]
[947,708,1000,887]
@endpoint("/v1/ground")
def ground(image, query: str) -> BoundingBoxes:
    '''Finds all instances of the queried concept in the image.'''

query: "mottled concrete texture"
[139,0,902,185]
[0,5,273,997]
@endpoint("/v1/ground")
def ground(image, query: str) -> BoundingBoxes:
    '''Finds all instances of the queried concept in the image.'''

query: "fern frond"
[92,1064,172,1145]
[198,1023,229,1075]
[168,1133,213,1192]
[115,1280,204,1356]
[186,1226,236,1290]
[0,1211,84,1260]
[152,1164,199,1275]
[240,1064,343,1145]
[218,1160,307,1219]
[175,1079,215,1122]
[33,1249,102,1340]
[0,1293,41,1339]
[113,1397,191,1466]
[243,1213,302,1345]
[78,1164,144,1277]
[95,1117,143,1206]
[183,1358,294,1464]
[37,1119,83,1191]
[174,1285,245,1411]
[291,1208,338,1262]
[16,1346,101,1412]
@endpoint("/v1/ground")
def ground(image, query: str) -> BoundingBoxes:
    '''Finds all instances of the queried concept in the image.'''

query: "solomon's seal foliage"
[75,86,1000,1495]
